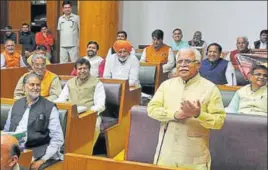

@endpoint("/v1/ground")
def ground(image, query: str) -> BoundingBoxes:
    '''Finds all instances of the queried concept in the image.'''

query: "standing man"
[57,1,80,63]
[148,48,226,170]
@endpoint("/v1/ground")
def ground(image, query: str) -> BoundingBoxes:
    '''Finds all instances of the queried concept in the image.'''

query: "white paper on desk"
[77,106,87,113]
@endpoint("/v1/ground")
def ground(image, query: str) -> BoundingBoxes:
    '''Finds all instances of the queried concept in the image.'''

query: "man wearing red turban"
[103,40,140,87]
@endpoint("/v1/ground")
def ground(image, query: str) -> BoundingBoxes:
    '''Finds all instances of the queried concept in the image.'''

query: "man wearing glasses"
[14,54,62,101]
[147,48,226,170]
[225,64,267,116]
[1,39,26,69]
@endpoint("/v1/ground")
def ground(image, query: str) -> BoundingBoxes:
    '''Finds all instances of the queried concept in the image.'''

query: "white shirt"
[140,47,175,73]
[103,53,140,87]
[57,13,80,47]
[0,53,26,69]
[225,61,237,86]
[83,55,104,77]
[4,99,64,161]
[54,81,105,114]
[251,42,267,49]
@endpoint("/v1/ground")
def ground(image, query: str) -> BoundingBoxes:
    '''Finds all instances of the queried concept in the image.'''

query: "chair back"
[210,113,267,170]
[126,106,160,163]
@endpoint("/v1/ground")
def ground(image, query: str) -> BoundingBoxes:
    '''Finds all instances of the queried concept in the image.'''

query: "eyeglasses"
[32,63,46,68]
[177,59,198,65]
[252,73,268,78]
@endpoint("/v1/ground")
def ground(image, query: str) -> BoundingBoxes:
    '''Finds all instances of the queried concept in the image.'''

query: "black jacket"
[19,31,36,52]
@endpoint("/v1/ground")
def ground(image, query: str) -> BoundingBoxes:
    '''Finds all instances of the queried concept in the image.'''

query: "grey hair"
[23,73,41,85]
[5,39,15,45]
[176,48,202,62]
[31,53,47,63]
[236,36,249,43]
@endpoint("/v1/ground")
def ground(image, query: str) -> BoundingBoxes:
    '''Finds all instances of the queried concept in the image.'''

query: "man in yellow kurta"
[14,54,62,101]
[147,48,226,170]
[225,64,267,116]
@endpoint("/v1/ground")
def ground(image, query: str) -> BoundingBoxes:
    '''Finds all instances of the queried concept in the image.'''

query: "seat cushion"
[103,83,122,106]
[100,116,118,133]
[1,104,12,130]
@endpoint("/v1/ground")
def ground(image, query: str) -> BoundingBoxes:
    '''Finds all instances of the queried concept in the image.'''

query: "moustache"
[179,67,189,71]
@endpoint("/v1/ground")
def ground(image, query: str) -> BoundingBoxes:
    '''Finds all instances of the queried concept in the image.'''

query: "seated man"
[170,28,190,51]
[225,36,252,66]
[200,43,237,86]
[140,29,175,73]
[1,39,26,69]
[54,58,106,145]
[105,30,135,59]
[19,23,36,57]
[4,73,64,170]
[1,135,26,170]
[104,40,140,87]
[252,29,268,49]
[3,25,17,43]
[26,45,51,67]
[188,31,207,49]
[225,65,267,116]
[14,54,62,101]
[71,41,104,77]
[147,48,225,169]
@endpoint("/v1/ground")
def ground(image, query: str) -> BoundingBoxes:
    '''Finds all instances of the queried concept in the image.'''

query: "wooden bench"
[1,98,97,169]
[18,149,33,169]
[59,76,141,158]
[0,63,74,98]
[63,153,188,170]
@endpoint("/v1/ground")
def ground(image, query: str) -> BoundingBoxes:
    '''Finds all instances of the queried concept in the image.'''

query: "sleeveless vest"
[200,58,228,85]
[67,76,99,110]
[2,51,21,68]
[9,97,55,158]
[145,44,170,63]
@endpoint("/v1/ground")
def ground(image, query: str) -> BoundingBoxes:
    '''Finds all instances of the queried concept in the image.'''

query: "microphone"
[156,123,169,164]
[231,73,234,86]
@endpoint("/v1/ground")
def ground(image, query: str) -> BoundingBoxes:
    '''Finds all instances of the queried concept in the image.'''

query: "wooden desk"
[19,149,33,169]
[0,63,74,98]
[63,153,191,170]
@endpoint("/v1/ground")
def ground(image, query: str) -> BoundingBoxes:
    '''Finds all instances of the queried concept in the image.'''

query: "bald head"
[1,135,20,170]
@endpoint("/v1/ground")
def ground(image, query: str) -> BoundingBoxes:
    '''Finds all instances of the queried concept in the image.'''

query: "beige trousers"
[60,46,79,63]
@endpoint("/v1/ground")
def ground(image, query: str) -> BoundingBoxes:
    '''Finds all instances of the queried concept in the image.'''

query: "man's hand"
[31,160,44,170]
[181,100,201,117]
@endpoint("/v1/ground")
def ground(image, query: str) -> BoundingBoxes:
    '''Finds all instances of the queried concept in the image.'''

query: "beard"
[87,51,96,57]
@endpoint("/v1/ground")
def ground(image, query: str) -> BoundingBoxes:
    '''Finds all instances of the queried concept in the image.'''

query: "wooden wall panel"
[8,1,31,29]
[78,1,119,57]
[47,0,60,63]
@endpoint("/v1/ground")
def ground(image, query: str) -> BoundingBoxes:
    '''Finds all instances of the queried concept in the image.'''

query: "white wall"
[120,1,267,51]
